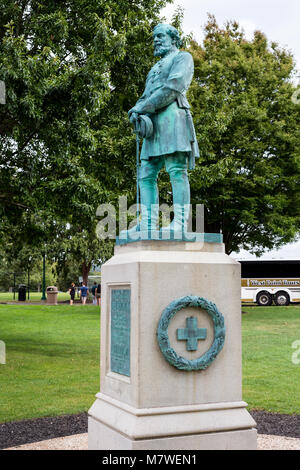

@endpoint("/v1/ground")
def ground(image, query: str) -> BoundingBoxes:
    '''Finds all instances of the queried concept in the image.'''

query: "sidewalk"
[5,433,300,450]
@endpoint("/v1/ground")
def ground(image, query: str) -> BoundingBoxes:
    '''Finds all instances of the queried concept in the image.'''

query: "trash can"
[46,286,58,305]
[18,284,27,301]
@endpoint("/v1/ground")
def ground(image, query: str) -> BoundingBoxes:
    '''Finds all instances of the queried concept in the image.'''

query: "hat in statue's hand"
[134,114,153,139]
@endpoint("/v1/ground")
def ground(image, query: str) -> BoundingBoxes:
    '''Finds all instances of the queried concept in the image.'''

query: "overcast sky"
[162,0,300,259]
[231,242,300,260]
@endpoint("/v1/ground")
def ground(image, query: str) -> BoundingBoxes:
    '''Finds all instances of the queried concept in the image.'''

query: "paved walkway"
[4,433,300,450]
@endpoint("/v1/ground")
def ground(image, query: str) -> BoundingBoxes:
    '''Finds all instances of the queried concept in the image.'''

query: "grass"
[0,304,100,423]
[242,305,300,414]
[0,304,299,423]
[0,291,71,303]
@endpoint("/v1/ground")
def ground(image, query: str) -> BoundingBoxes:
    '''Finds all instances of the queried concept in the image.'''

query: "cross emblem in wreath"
[157,295,225,371]
[177,316,207,351]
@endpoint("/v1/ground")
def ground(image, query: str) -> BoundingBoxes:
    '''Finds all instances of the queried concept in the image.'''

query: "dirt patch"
[0,412,87,449]
[251,410,300,438]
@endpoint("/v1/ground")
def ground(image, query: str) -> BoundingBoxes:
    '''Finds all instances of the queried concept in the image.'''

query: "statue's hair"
[153,24,183,48]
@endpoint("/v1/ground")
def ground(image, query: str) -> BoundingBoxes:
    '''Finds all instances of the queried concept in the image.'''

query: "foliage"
[188,16,300,254]
[0,218,114,289]
[1,6,298,259]
[51,222,114,287]
[0,242,56,291]
[0,0,171,276]
[0,0,170,227]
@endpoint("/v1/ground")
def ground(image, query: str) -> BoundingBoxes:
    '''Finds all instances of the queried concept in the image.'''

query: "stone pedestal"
[88,240,257,450]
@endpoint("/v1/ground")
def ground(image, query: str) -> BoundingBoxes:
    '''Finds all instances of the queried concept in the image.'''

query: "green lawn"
[0,304,299,423]
[0,304,100,423]
[242,305,300,414]
[0,291,71,303]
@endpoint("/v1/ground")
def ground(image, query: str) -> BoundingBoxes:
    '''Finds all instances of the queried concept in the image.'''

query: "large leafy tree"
[0,0,169,228]
[0,0,170,279]
[188,16,299,254]
[2,6,298,262]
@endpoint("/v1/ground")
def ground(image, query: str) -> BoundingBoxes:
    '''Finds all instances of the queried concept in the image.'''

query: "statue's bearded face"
[153,28,175,57]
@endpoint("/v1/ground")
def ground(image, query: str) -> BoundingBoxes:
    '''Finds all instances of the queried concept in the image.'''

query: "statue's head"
[153,24,182,57]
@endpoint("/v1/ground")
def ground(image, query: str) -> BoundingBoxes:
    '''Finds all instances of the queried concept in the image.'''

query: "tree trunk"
[82,261,92,286]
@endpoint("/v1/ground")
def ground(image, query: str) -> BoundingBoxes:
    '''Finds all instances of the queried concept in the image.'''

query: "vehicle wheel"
[257,291,272,306]
[274,291,290,306]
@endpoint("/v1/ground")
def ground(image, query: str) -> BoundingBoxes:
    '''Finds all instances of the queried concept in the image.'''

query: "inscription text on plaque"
[110,288,131,376]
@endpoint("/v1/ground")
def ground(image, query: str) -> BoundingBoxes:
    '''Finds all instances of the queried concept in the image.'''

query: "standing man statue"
[122,23,199,238]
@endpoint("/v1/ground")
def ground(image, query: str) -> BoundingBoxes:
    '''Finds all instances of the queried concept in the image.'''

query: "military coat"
[133,50,199,168]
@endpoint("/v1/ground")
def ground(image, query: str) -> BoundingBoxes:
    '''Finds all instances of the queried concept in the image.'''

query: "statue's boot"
[119,177,159,239]
[160,167,190,234]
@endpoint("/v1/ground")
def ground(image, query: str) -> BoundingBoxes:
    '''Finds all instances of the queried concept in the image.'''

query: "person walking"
[96,283,101,306]
[68,283,76,305]
[80,283,89,305]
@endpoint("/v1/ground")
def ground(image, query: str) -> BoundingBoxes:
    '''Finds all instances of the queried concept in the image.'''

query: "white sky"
[162,0,300,260]
[231,240,300,260]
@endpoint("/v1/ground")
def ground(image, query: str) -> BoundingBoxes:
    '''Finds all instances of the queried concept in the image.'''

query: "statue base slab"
[89,394,256,450]
[116,230,223,245]
[88,239,257,450]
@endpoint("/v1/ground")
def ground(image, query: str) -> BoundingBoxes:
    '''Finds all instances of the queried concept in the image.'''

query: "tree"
[0,241,56,291]
[0,0,172,280]
[188,16,299,254]
[0,0,170,237]
[51,222,114,286]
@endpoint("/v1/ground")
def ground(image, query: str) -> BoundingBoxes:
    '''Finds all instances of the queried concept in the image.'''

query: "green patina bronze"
[116,231,223,245]
[177,316,207,351]
[120,24,199,240]
[110,289,131,377]
[157,295,225,371]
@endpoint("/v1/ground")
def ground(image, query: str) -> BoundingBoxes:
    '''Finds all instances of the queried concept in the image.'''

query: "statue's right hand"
[129,111,139,125]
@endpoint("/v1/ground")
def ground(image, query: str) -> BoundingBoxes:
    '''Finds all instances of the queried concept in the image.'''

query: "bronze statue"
[121,24,199,238]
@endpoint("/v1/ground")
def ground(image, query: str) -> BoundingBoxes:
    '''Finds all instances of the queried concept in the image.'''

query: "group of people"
[68,282,101,305]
